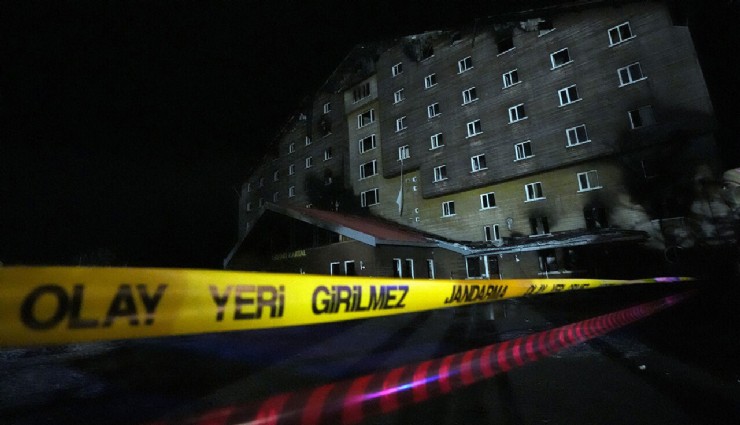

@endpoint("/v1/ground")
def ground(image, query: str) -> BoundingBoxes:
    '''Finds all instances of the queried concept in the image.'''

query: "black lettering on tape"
[20,285,69,330]
[103,284,139,327]
[137,284,166,325]
[210,285,232,321]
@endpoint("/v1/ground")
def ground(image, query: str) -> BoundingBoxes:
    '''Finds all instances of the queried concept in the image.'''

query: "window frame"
[323,102,331,114]
[393,88,405,104]
[359,160,378,180]
[305,157,313,169]
[273,170,279,182]
[618,62,646,86]
[442,200,456,217]
[359,134,377,153]
[628,105,656,129]
[305,136,312,146]
[515,140,534,161]
[424,73,437,89]
[480,192,496,210]
[433,165,448,182]
[357,109,376,128]
[558,84,580,106]
[577,170,602,192]
[430,133,444,150]
[288,143,295,154]
[470,154,487,172]
[466,119,482,137]
[566,124,590,147]
[457,56,473,74]
[353,82,371,103]
[508,103,527,123]
[502,69,520,88]
[608,22,634,46]
[395,116,408,132]
[288,186,295,198]
[324,147,333,161]
[525,182,545,202]
[484,224,501,242]
[360,188,380,207]
[427,102,441,118]
[550,48,572,69]
[392,62,403,77]
[462,87,478,105]
[398,145,410,161]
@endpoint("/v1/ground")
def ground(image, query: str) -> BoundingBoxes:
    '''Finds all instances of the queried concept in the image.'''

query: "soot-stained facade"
[228,1,727,279]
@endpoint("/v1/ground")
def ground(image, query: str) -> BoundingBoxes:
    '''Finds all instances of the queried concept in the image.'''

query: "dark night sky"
[1,1,738,268]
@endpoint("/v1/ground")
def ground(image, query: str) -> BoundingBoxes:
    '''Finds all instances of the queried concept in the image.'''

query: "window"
[442,201,456,217]
[427,103,440,118]
[608,22,634,46]
[566,124,590,147]
[288,186,295,198]
[246,202,252,212]
[392,62,403,77]
[530,217,550,236]
[394,88,405,104]
[357,109,375,128]
[392,258,402,278]
[577,170,602,192]
[330,262,341,275]
[480,192,496,209]
[471,154,487,172]
[538,19,554,36]
[361,188,379,207]
[426,259,435,279]
[398,145,410,160]
[508,103,527,123]
[466,255,499,278]
[305,136,311,146]
[462,87,478,104]
[246,183,251,192]
[433,165,447,182]
[502,70,520,90]
[618,62,645,86]
[273,192,279,202]
[497,37,514,54]
[430,133,444,149]
[324,147,333,161]
[457,56,473,73]
[273,170,279,181]
[305,157,313,168]
[396,116,408,132]
[360,160,377,179]
[289,143,295,154]
[467,120,482,137]
[550,48,571,69]
[323,102,331,114]
[584,206,609,229]
[424,73,437,89]
[558,85,580,106]
[404,259,414,279]
[629,105,656,129]
[515,140,533,160]
[359,134,376,153]
[259,198,264,207]
[484,224,501,242]
[353,82,371,102]
[525,182,545,201]
[288,164,295,175]
[259,177,264,188]
[345,261,356,276]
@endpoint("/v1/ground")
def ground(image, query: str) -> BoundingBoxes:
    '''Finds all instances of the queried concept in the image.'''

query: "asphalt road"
[1,281,739,425]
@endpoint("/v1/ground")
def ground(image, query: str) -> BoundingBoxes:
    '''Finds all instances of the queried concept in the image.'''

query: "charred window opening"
[584,207,609,230]
[530,216,550,235]
[318,117,331,136]
[497,36,514,54]
[538,19,554,35]
[538,250,558,273]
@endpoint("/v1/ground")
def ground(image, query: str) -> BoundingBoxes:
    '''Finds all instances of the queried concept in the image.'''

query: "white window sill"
[609,36,636,47]
[457,67,474,75]
[525,197,546,203]
[578,186,603,193]
[462,99,479,106]
[442,214,456,218]
[502,81,521,90]
[538,29,556,37]
[466,132,483,139]
[619,77,647,87]
[559,98,582,107]
[433,178,448,183]
[514,155,534,162]
[551,60,574,70]
[508,117,528,124]
[480,207,497,211]
[470,168,488,173]
[429,146,444,151]
[566,140,591,148]
[496,47,516,57]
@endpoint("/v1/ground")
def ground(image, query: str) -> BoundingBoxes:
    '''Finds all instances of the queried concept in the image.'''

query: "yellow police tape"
[0,267,692,347]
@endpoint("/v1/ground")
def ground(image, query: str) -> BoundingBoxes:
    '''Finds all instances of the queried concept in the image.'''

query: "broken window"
[530,216,550,235]
[497,37,514,54]
[584,207,609,230]
[538,250,558,273]
[628,106,656,129]
[550,48,571,68]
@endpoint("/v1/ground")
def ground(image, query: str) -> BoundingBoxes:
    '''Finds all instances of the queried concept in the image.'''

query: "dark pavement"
[1,281,738,424]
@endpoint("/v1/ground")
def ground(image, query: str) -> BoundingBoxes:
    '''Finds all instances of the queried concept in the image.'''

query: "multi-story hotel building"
[226,1,720,279]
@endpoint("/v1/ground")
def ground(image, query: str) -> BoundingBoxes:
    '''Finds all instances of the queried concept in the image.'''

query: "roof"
[278,204,433,246]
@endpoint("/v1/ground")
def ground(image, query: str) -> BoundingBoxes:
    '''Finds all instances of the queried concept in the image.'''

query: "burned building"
[227,0,723,279]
